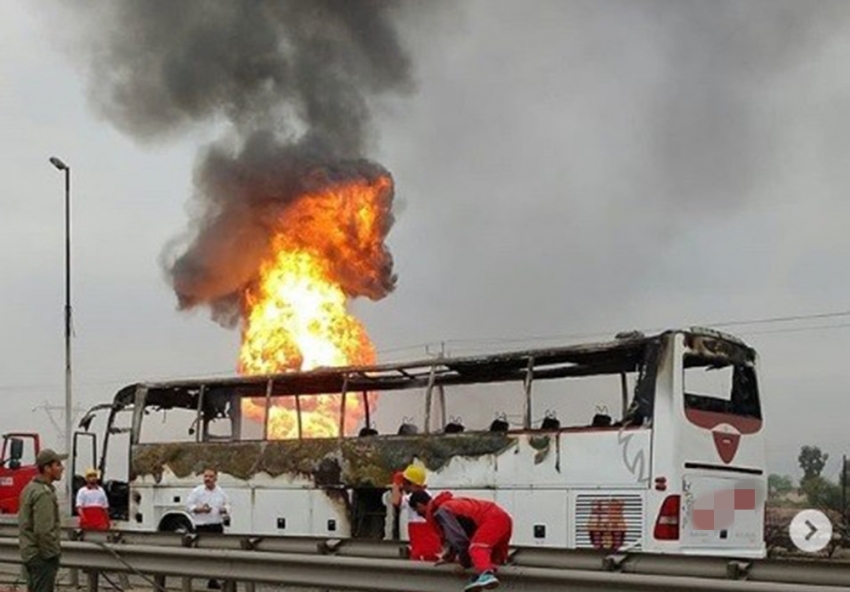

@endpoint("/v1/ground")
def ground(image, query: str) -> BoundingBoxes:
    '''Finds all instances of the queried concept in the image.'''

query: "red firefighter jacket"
[424,492,509,567]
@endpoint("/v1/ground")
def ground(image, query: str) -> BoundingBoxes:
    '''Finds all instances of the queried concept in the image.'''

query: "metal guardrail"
[2,527,850,585]
[0,525,408,559]
[0,538,849,592]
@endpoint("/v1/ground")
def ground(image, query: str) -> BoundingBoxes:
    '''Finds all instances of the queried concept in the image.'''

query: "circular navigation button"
[789,509,833,553]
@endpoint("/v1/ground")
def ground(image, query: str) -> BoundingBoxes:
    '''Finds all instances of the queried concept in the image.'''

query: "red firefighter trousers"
[468,511,513,573]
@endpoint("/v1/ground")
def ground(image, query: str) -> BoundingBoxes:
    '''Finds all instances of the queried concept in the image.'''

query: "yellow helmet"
[402,464,427,486]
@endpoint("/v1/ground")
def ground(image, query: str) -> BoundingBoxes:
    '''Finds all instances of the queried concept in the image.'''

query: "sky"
[1,0,850,481]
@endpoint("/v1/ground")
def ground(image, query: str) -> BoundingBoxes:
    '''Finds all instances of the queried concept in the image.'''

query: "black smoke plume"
[66,0,414,322]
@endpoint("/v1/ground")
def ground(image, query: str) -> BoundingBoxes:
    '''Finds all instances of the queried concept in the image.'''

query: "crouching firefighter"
[409,490,512,591]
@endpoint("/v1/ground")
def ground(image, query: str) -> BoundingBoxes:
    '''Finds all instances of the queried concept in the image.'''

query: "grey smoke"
[58,0,849,323]
[647,1,845,211]
[171,131,396,327]
[67,0,415,322]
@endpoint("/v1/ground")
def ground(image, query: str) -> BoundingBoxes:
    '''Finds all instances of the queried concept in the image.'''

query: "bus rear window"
[683,359,761,420]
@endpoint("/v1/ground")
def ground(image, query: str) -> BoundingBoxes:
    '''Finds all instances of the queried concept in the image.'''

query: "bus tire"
[159,514,194,534]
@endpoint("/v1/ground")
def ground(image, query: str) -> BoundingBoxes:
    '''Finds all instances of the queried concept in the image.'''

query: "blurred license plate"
[0,477,13,486]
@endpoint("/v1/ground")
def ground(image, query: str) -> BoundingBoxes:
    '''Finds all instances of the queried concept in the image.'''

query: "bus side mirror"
[79,414,95,432]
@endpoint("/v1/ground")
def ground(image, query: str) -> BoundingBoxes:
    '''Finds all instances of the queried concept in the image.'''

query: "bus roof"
[112,328,754,404]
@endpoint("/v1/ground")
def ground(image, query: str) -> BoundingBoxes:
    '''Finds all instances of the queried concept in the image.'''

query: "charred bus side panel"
[74,328,766,556]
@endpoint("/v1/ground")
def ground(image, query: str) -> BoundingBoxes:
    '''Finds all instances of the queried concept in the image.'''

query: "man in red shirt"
[409,490,512,591]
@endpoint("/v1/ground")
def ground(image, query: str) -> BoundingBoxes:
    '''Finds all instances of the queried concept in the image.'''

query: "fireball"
[238,172,392,439]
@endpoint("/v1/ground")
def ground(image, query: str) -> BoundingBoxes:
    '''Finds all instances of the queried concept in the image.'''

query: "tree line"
[769,445,849,516]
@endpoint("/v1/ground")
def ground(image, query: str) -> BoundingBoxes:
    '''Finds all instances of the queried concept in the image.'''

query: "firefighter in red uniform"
[409,490,512,591]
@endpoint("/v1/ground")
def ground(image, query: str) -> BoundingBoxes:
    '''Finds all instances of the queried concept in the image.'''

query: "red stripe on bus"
[684,409,762,434]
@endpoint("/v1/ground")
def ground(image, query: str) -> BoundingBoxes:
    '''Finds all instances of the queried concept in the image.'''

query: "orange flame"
[238,174,391,439]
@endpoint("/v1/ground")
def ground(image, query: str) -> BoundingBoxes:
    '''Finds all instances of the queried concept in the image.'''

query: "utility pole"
[49,156,73,512]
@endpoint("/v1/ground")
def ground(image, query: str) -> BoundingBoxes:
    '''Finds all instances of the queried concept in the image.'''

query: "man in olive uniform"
[19,449,66,592]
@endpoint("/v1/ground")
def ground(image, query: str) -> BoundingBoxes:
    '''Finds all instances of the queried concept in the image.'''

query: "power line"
[376,308,850,356]
[739,321,850,337]
[711,310,850,329]
[0,368,240,393]
[3,307,850,393]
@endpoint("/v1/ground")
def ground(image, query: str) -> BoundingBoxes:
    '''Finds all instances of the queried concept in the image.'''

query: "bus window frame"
[106,332,681,449]
[196,385,205,443]
[136,386,203,445]
[338,374,349,439]
[682,357,762,420]
[523,356,534,430]
[423,363,437,434]
[262,379,273,441]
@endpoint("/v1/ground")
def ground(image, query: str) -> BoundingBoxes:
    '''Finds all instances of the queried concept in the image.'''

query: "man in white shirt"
[186,468,230,589]
[76,468,109,530]
[186,468,231,533]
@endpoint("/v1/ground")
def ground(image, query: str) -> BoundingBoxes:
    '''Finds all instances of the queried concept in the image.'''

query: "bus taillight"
[653,495,680,540]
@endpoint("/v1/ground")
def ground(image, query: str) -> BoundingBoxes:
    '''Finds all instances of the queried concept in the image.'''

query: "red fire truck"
[0,433,41,515]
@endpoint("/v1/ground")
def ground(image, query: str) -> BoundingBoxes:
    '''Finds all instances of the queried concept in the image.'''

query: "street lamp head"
[49,156,68,171]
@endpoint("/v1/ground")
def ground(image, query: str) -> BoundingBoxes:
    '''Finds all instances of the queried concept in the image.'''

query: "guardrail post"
[69,529,82,589]
[240,537,256,592]
[85,569,99,592]
[154,573,166,592]
[727,560,751,579]
[179,531,198,592]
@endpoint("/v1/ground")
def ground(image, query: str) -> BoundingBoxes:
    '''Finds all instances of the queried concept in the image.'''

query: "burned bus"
[73,327,766,557]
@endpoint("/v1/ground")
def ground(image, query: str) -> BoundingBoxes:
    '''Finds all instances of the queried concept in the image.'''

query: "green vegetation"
[769,446,849,520]
[798,445,829,485]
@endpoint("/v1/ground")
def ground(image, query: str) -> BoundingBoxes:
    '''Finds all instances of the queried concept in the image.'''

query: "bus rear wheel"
[159,515,194,534]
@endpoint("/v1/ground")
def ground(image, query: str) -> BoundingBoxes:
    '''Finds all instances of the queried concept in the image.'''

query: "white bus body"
[74,328,766,557]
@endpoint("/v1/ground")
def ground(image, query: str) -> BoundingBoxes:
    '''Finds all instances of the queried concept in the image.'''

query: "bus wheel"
[159,515,194,534]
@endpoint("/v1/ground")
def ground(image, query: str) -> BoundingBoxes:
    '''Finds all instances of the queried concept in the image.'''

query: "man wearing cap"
[75,468,110,531]
[390,464,441,561]
[19,449,66,592]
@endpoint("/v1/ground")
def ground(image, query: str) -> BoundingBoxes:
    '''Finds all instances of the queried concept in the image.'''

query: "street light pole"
[49,156,73,512]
